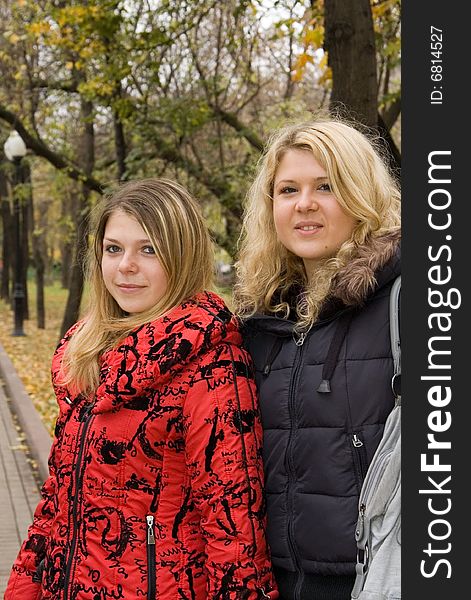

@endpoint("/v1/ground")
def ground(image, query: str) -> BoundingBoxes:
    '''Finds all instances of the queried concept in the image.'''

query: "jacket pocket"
[350,433,368,494]
[146,515,156,600]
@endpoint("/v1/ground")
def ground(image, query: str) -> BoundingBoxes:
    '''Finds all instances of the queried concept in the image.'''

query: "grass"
[0,280,234,436]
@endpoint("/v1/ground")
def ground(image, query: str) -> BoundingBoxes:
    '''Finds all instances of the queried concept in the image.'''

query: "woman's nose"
[295,190,319,212]
[118,252,137,273]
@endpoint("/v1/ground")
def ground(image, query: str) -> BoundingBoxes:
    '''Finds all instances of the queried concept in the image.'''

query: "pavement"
[0,341,52,596]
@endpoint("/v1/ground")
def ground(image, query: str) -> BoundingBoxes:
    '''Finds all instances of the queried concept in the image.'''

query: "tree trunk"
[60,98,95,339]
[113,104,127,180]
[60,187,75,288]
[324,0,378,128]
[59,213,88,338]
[24,162,47,328]
[61,240,72,287]
[0,169,11,302]
[35,259,45,329]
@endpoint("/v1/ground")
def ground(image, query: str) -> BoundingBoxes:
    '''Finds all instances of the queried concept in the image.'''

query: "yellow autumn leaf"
[296,53,314,68]
[291,52,315,82]
[79,46,92,59]
[303,26,324,48]
[27,22,51,36]
[318,66,332,85]
[292,69,302,82]
[372,0,396,18]
[8,32,21,44]
[318,53,329,70]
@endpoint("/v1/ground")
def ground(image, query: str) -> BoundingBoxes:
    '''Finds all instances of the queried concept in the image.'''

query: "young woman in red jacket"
[6,178,277,600]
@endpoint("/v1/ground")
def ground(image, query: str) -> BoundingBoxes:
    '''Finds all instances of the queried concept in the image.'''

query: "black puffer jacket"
[243,232,400,588]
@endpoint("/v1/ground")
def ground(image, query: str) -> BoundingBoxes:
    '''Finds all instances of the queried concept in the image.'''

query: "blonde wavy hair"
[61,178,214,395]
[234,118,401,330]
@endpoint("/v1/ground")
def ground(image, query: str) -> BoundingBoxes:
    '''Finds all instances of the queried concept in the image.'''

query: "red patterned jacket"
[6,292,276,600]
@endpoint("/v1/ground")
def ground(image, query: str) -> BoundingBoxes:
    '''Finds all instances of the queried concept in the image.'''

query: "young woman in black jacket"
[235,119,401,600]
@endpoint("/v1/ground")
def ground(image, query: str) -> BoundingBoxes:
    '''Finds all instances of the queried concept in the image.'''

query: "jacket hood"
[245,230,401,335]
[53,291,239,414]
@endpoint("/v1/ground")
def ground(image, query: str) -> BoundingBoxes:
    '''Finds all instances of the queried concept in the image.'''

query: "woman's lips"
[294,223,323,236]
[116,284,146,293]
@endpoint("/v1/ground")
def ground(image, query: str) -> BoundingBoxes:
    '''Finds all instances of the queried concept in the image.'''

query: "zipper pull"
[80,403,94,422]
[352,434,363,448]
[355,503,366,540]
[146,515,155,545]
[294,331,306,346]
[258,587,280,599]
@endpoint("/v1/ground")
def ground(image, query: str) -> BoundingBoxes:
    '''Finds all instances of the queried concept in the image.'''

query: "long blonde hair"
[61,178,215,394]
[234,118,401,330]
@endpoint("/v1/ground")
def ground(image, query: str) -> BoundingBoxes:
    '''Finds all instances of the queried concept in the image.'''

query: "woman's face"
[101,210,168,314]
[272,149,357,278]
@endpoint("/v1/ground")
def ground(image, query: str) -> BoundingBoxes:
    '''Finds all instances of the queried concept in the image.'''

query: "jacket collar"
[245,230,401,334]
[328,229,400,308]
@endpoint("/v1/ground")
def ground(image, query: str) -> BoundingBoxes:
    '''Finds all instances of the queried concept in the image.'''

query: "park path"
[0,381,41,595]
[0,338,51,598]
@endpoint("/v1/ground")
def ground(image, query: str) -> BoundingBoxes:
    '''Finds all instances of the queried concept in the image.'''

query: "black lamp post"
[3,131,27,336]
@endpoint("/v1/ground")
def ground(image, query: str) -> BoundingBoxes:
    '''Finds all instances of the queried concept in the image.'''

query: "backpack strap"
[389,276,401,403]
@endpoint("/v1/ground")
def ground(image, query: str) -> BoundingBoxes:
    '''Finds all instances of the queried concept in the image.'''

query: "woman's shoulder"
[152,290,236,333]
[53,320,85,359]
[132,291,242,365]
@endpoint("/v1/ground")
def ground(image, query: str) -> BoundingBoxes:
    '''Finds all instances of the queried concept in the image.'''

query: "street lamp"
[3,131,27,336]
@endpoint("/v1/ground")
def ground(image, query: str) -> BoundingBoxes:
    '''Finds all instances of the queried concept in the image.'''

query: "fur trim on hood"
[330,229,401,307]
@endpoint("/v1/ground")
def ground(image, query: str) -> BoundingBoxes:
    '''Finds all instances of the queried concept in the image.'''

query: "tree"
[1,0,401,334]
[296,0,401,168]
[324,0,378,127]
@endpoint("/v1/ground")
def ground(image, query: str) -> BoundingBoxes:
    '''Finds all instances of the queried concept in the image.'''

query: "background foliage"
[0,0,401,428]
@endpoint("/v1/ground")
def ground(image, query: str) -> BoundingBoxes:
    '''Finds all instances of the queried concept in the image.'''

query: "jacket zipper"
[285,339,306,600]
[333,314,367,494]
[146,515,156,600]
[63,404,94,600]
[351,433,368,493]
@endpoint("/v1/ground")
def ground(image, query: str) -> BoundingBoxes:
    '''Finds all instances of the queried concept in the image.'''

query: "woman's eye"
[104,244,121,253]
[318,182,332,192]
[280,186,297,194]
[142,246,156,255]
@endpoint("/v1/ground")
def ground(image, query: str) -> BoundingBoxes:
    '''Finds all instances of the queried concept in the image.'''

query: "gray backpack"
[351,276,401,600]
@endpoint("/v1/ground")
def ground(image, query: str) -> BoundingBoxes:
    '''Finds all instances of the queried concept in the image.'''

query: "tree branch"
[30,78,79,93]
[210,106,264,151]
[152,134,236,207]
[381,96,401,130]
[0,104,104,194]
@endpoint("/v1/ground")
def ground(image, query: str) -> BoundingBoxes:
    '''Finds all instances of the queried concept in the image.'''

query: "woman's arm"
[183,341,277,599]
